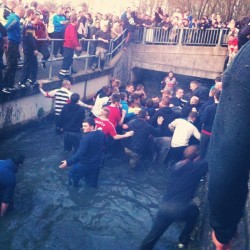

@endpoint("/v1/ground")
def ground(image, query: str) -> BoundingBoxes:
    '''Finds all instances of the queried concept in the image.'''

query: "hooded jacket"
[4,13,21,44]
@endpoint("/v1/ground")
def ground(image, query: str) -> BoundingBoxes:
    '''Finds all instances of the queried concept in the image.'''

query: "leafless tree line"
[135,0,250,21]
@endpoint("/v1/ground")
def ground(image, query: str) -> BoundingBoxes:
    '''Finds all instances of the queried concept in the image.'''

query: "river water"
[0,117,210,250]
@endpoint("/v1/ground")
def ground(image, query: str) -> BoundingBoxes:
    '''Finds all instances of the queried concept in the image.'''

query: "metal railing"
[134,27,229,46]
[36,29,128,79]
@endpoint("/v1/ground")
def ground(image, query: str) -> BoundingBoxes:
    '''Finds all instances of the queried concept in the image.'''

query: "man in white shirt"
[168,112,200,163]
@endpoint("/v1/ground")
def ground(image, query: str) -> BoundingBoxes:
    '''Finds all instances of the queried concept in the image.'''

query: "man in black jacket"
[123,109,163,168]
[148,96,179,163]
[140,145,208,249]
[59,93,85,152]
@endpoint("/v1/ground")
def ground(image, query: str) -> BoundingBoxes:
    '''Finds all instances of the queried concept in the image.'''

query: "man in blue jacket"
[2,5,25,93]
[59,117,106,188]
[0,154,25,216]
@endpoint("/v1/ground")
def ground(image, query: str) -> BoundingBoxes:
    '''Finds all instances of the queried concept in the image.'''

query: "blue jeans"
[69,163,101,188]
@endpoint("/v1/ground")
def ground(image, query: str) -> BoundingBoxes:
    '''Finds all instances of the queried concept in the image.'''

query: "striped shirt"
[54,88,71,116]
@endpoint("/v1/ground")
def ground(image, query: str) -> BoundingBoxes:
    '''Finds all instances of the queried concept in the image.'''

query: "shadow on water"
[0,119,211,250]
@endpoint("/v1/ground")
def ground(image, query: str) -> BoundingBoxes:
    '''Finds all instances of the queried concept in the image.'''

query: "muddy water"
[0,120,205,250]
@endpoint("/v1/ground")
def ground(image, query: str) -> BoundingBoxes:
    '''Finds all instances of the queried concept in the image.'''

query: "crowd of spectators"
[0,1,249,93]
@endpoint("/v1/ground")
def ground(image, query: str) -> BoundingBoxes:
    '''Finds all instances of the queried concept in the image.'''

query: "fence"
[36,29,128,79]
[134,27,229,46]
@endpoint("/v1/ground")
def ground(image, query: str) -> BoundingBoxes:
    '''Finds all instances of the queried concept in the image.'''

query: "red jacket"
[63,23,80,49]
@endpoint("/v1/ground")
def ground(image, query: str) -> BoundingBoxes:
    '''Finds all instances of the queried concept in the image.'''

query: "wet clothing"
[140,159,208,250]
[0,159,17,204]
[95,118,117,137]
[123,118,160,155]
[67,130,105,187]
[106,105,121,128]
[59,102,85,152]
[208,41,250,244]
[148,107,178,137]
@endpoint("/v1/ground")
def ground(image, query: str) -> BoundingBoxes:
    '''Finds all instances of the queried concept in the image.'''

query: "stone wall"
[130,44,227,79]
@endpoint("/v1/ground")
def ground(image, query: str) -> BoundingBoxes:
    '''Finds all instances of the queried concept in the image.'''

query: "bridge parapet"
[130,43,227,79]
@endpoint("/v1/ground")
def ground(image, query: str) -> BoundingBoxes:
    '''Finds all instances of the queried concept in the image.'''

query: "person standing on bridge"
[2,5,25,93]
[58,14,82,80]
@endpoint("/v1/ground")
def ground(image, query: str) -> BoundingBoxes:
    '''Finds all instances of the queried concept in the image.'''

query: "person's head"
[120,92,128,101]
[190,96,199,105]
[30,1,38,9]
[136,84,144,91]
[70,93,80,104]
[168,71,174,78]
[102,85,111,96]
[159,96,170,107]
[94,20,100,28]
[190,81,200,91]
[101,107,110,118]
[25,8,35,20]
[101,24,108,32]
[62,80,71,90]
[162,89,172,98]
[145,98,153,108]
[110,78,121,88]
[70,14,78,25]
[110,93,120,104]
[56,7,63,15]
[11,153,25,171]
[131,92,141,102]
[137,109,148,119]
[175,88,184,98]
[188,111,198,122]
[82,117,95,133]
[126,83,134,94]
[14,5,25,18]
[7,0,16,11]
[183,145,199,160]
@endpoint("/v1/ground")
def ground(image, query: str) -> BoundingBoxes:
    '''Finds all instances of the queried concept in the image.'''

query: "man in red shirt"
[95,107,133,140]
[58,14,81,80]
[106,93,124,129]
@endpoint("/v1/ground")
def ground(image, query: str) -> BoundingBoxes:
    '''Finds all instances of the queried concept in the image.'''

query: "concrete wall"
[130,44,227,79]
[0,74,110,136]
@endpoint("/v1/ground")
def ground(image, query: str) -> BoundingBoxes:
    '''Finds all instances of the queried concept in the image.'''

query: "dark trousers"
[140,202,199,250]
[3,41,19,88]
[69,163,101,188]
[168,146,187,163]
[19,50,38,83]
[36,41,50,61]
[60,47,74,74]
[64,132,81,152]
[52,31,64,56]
[200,132,211,160]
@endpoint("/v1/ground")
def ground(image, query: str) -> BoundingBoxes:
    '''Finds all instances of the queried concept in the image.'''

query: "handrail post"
[85,39,90,71]
[49,40,54,79]
[217,28,223,47]
[178,28,184,45]
[142,27,147,44]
